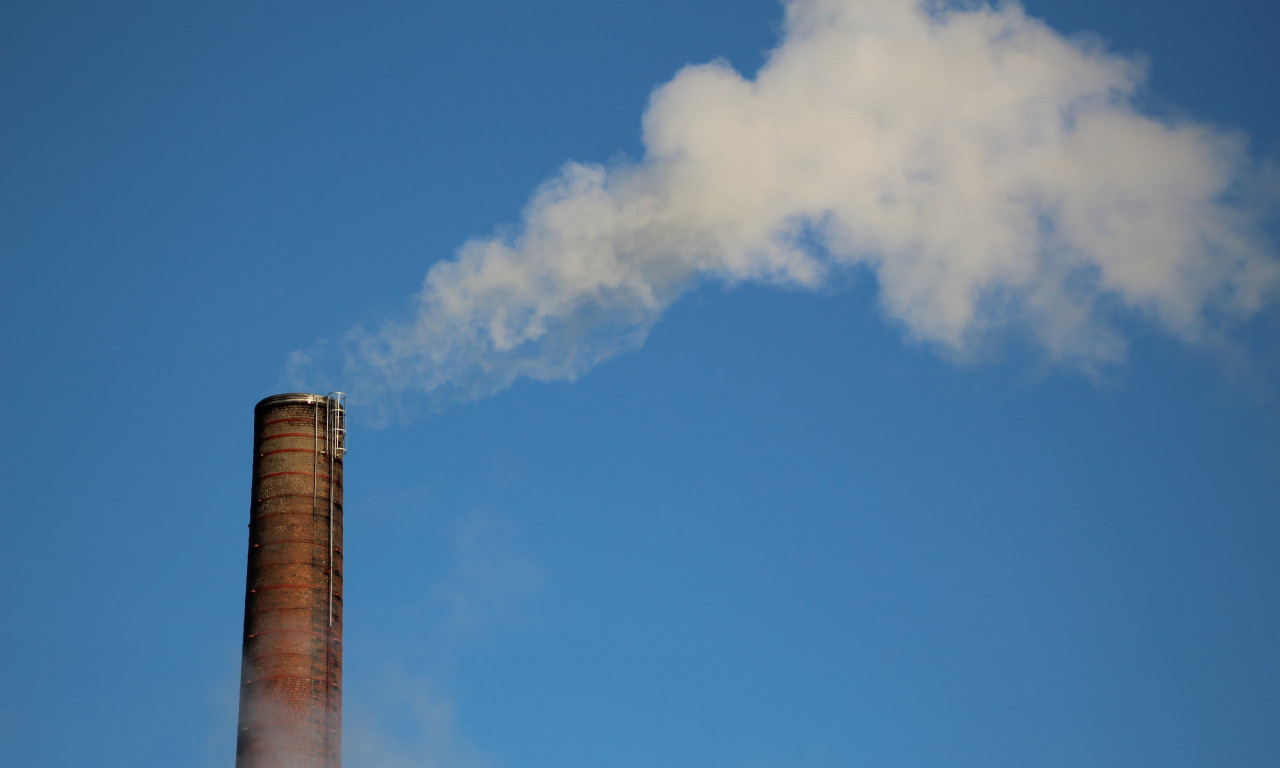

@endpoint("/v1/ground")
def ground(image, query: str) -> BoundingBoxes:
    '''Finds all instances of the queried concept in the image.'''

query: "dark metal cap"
[255,392,329,411]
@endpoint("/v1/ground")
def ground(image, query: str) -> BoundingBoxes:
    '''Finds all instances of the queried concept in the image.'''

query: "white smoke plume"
[291,0,1278,415]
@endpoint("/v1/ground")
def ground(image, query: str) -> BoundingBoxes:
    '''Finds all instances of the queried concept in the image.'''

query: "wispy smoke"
[345,672,493,768]
[433,512,543,635]
[291,0,1278,416]
[344,512,538,768]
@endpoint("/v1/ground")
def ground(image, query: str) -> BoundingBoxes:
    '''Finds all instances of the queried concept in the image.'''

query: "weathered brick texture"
[236,394,343,768]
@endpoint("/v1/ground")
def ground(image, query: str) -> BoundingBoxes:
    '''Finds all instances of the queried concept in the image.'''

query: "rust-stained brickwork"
[236,393,344,768]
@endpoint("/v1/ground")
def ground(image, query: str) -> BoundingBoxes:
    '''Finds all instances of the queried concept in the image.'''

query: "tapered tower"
[235,393,346,768]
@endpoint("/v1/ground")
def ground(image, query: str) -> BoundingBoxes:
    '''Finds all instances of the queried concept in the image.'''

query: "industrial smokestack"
[236,393,347,768]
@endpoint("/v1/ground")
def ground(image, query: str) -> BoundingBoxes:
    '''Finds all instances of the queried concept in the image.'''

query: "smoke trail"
[291,0,1278,416]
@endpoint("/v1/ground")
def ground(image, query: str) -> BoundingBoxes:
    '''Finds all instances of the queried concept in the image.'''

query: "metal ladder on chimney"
[325,392,347,459]
[325,392,346,630]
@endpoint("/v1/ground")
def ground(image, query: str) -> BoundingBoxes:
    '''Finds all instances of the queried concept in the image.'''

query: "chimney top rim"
[256,392,333,410]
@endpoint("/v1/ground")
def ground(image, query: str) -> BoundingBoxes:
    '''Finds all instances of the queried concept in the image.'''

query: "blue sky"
[2,2,1278,767]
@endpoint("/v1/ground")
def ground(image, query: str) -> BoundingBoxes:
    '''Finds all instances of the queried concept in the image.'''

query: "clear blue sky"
[2,2,1278,767]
